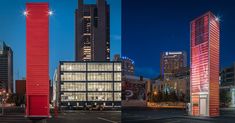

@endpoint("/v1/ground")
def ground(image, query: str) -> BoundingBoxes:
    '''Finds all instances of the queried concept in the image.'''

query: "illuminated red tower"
[190,11,220,117]
[25,3,50,117]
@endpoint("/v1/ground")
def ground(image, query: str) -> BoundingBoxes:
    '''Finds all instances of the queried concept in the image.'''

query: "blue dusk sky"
[122,0,235,78]
[0,0,121,83]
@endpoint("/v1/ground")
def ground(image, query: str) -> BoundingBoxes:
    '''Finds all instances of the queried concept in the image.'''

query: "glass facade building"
[58,61,122,108]
[190,11,220,117]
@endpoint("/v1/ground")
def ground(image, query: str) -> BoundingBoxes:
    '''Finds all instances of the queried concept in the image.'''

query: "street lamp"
[215,16,220,22]
[154,91,157,96]
[48,10,53,16]
[23,10,29,16]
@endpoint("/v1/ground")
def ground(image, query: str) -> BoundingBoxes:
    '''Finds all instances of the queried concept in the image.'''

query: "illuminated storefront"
[190,11,220,117]
[58,61,122,108]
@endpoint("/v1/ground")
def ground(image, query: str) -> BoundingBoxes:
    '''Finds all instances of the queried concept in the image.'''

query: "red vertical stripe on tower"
[190,11,219,117]
[26,3,50,117]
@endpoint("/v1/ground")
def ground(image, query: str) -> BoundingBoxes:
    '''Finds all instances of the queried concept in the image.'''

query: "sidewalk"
[0,114,25,117]
[220,107,235,111]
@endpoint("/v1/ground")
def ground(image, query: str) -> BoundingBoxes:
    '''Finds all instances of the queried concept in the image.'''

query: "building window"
[114,82,121,91]
[61,92,86,101]
[61,82,86,91]
[114,93,121,101]
[88,83,113,91]
[87,63,113,71]
[61,73,86,81]
[87,72,113,81]
[87,92,113,101]
[61,63,86,71]
[114,72,121,81]
[114,63,122,71]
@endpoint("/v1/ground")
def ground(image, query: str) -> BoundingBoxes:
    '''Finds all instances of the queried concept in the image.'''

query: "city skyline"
[123,0,235,78]
[0,0,121,83]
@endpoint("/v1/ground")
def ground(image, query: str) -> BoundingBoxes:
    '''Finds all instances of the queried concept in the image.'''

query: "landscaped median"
[147,102,186,109]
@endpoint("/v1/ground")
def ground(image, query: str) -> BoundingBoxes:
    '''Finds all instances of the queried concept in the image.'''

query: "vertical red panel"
[190,12,219,117]
[29,96,48,116]
[209,14,220,117]
[26,3,50,117]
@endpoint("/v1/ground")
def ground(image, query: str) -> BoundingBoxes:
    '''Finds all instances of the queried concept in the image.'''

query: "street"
[1,108,235,123]
[0,110,121,123]
[122,108,235,123]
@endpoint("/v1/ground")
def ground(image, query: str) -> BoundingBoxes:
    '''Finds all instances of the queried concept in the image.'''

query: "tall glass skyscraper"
[190,11,220,117]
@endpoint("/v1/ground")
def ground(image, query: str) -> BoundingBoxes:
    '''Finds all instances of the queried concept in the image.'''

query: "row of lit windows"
[61,93,86,101]
[88,83,112,91]
[88,63,113,71]
[61,73,86,81]
[61,63,121,72]
[61,82,121,91]
[61,63,86,71]
[61,83,86,91]
[61,72,121,81]
[61,92,121,101]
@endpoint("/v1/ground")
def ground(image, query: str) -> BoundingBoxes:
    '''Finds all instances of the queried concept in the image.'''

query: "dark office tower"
[160,51,187,78]
[0,41,13,93]
[75,0,110,61]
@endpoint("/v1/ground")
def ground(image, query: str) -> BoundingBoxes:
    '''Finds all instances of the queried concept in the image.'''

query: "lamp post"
[154,91,157,96]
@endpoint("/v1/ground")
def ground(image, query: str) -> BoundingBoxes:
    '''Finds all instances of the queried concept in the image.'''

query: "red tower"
[26,3,50,117]
[190,11,220,117]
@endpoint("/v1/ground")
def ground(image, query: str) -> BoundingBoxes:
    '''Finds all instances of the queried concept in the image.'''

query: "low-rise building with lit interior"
[122,75,151,107]
[56,61,122,109]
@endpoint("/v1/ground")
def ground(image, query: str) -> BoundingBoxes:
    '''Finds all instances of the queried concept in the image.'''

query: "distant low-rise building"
[152,68,190,102]
[220,63,235,107]
[220,86,235,108]
[15,80,26,95]
[220,63,235,86]
[122,75,151,107]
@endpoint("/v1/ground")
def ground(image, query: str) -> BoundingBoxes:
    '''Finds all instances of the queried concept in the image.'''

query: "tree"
[169,91,178,102]
[179,93,185,102]
[156,90,163,102]
[7,93,25,106]
[163,91,169,102]
[220,89,231,107]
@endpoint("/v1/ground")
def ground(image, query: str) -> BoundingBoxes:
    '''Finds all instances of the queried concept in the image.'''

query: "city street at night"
[1,0,235,123]
[0,110,121,123]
